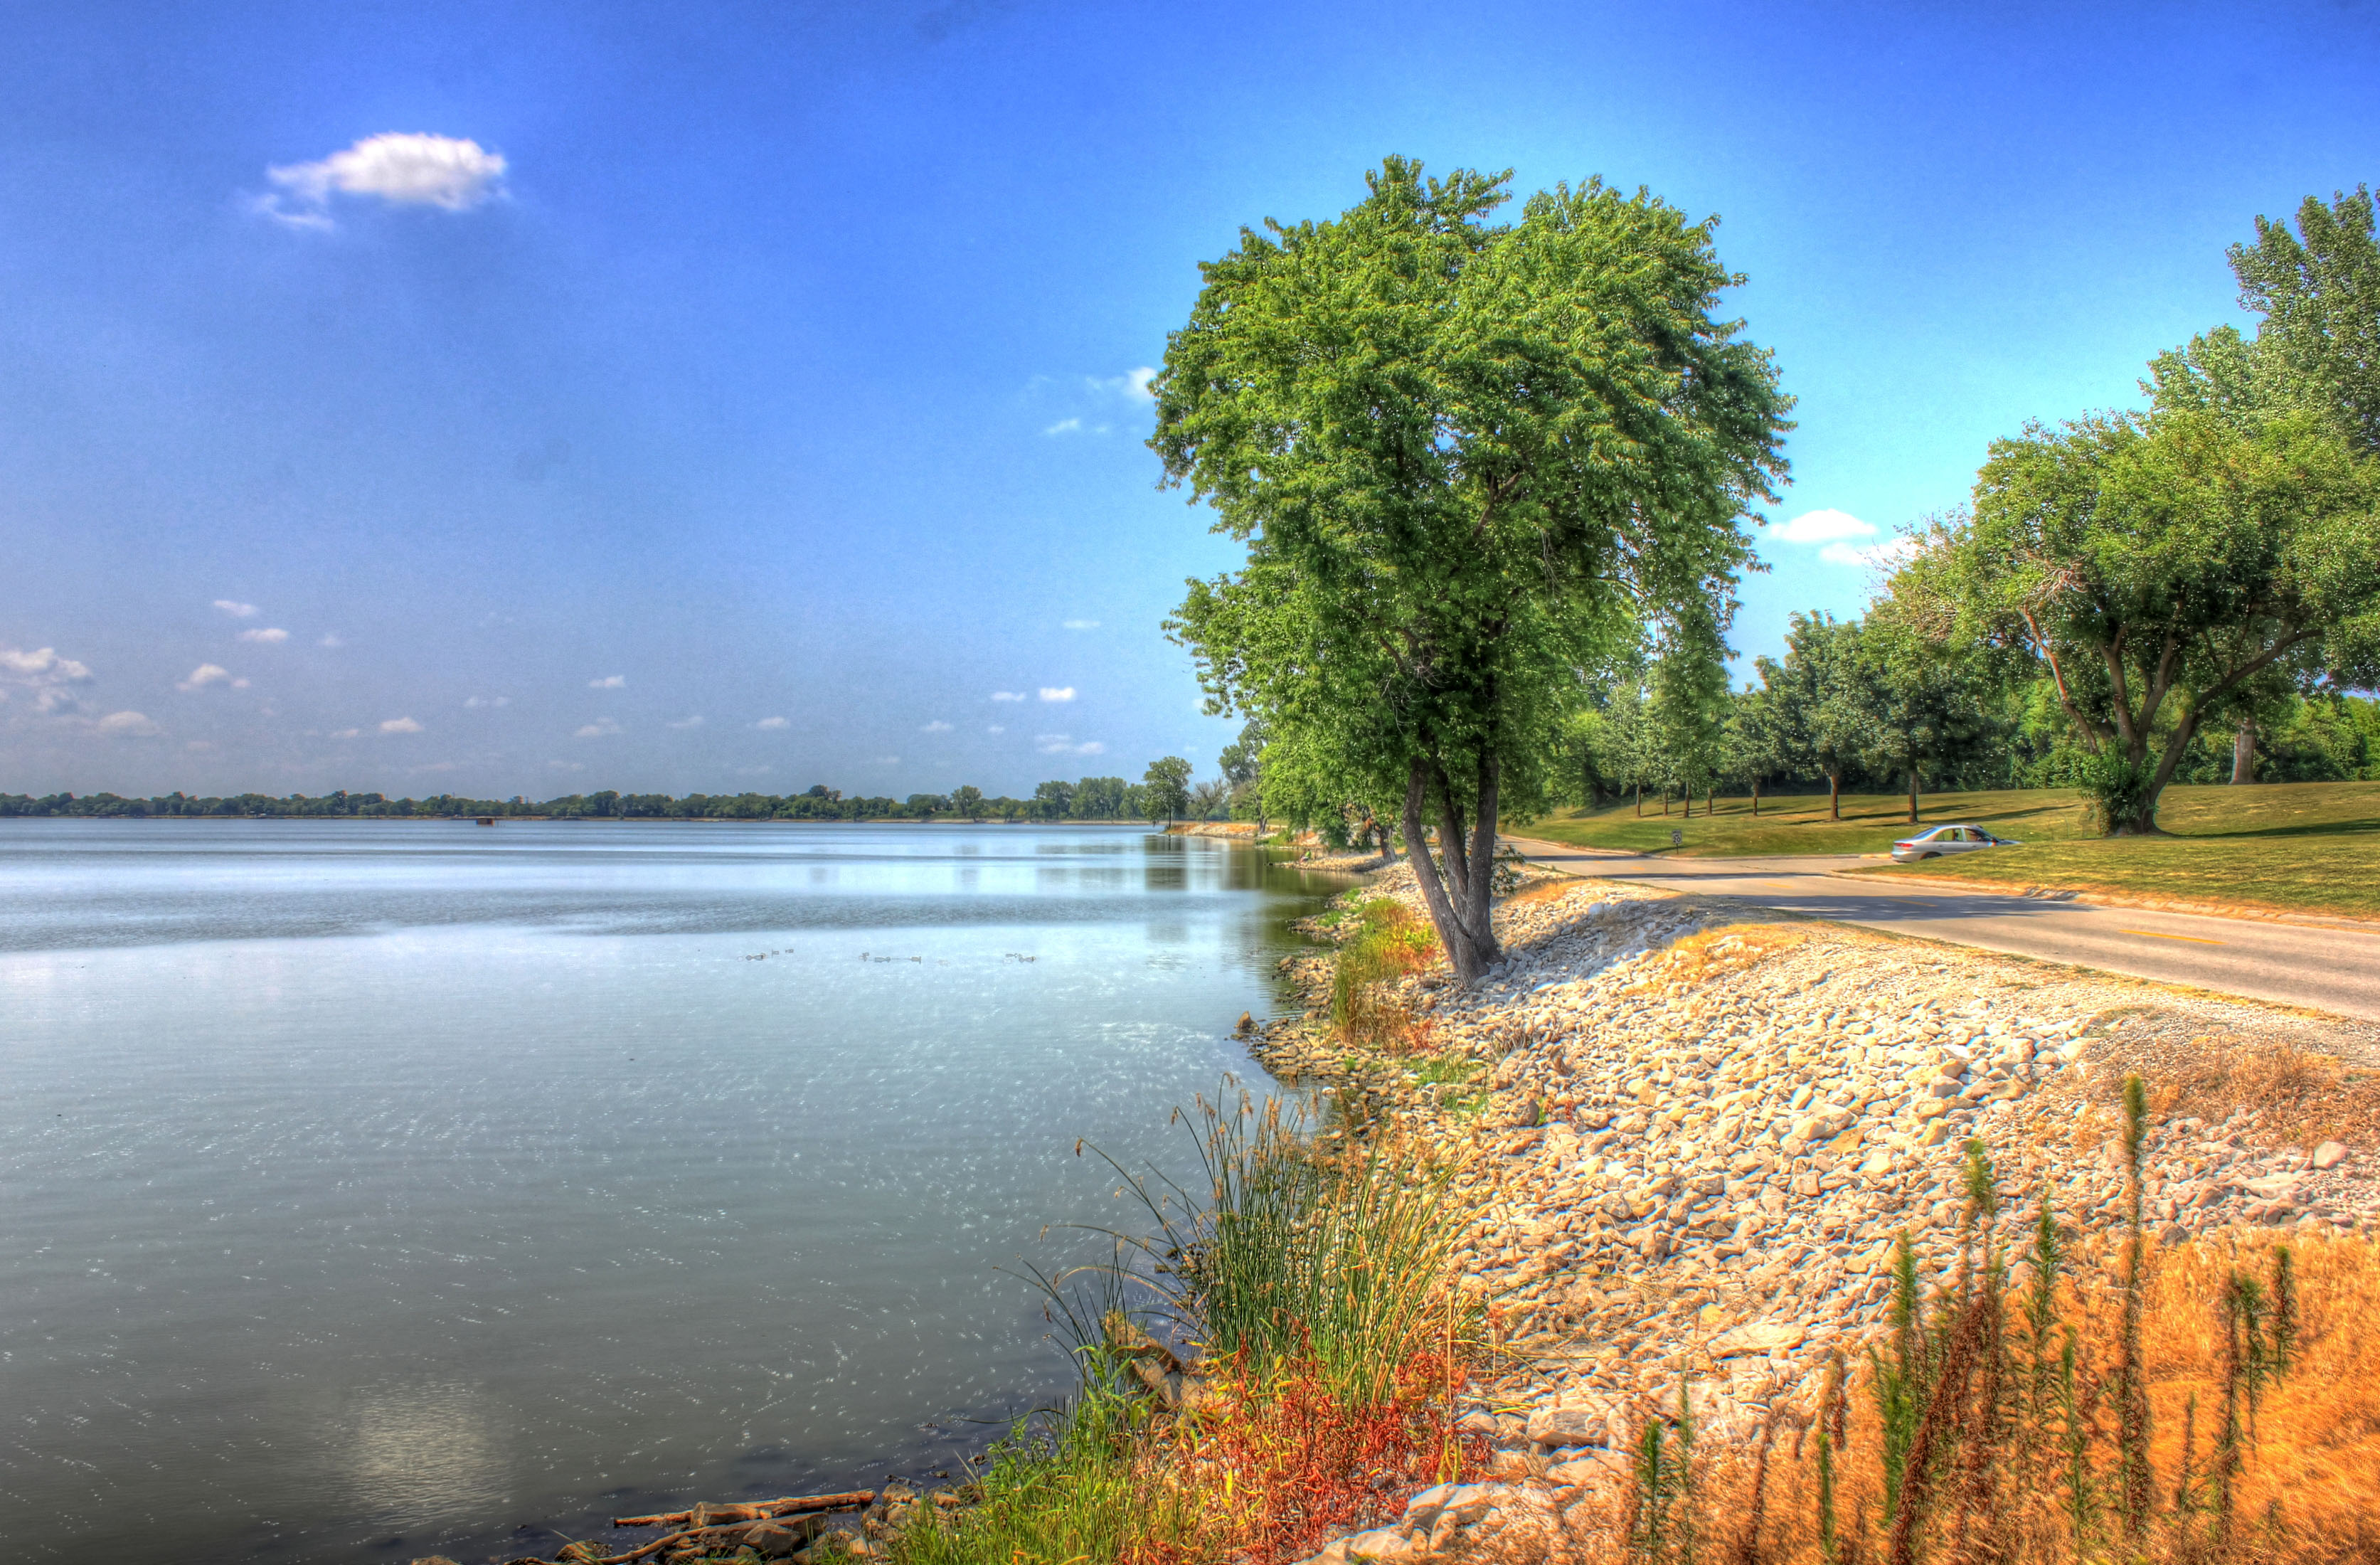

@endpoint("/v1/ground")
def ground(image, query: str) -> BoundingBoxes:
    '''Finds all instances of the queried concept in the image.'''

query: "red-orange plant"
[1130,1349,1489,1565]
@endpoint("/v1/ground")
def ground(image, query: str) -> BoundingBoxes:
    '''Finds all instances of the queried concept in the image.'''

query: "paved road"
[1502,837,2380,1024]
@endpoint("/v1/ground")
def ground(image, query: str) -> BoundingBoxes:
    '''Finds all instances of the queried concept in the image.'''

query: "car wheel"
[1918,852,1938,860]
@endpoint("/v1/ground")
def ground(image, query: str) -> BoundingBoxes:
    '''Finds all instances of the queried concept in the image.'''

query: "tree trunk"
[1662,790,1670,816]
[1751,776,1761,817]
[1907,770,1920,826]
[1827,771,1841,821]
[1401,754,1502,984]
[1683,788,1692,819]
[1634,782,1642,818]
[2231,720,2256,785]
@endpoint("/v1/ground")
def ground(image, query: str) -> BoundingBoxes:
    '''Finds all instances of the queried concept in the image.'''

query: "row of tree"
[0,762,1205,823]
[1147,161,2379,980]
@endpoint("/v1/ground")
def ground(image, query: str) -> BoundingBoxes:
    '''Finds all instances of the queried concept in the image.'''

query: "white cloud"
[1,645,95,712]
[589,674,627,689]
[258,133,508,229]
[1061,619,1100,631]
[178,664,238,691]
[921,719,953,732]
[991,691,1027,701]
[318,634,345,648]
[667,714,705,729]
[464,695,510,709]
[1038,686,1075,702]
[1092,367,1157,402]
[755,716,790,730]
[1043,418,1083,436]
[238,627,289,644]
[330,727,362,739]
[379,716,423,733]
[1075,740,1107,755]
[1036,733,1106,755]
[987,724,1005,734]
[94,710,160,737]
[574,718,622,738]
[1774,509,1877,545]
[213,600,258,618]
[1819,538,1922,571]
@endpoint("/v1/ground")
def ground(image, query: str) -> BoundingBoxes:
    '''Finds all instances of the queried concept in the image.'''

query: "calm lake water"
[0,821,1340,1564]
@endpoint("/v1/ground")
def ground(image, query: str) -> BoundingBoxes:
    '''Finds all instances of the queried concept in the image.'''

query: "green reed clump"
[1093,1085,1472,1408]
[1330,899,1439,1046]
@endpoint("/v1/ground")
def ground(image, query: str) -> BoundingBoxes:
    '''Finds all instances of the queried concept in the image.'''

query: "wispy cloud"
[1038,686,1075,702]
[379,716,423,734]
[238,627,289,644]
[1061,619,1099,631]
[1036,733,1106,755]
[1,645,95,713]
[987,724,1005,734]
[667,714,705,729]
[920,719,953,732]
[755,716,790,730]
[1093,367,1157,402]
[464,695,510,709]
[1043,418,1085,436]
[93,710,160,737]
[1819,538,1922,571]
[330,728,362,740]
[318,634,345,649]
[874,755,900,765]
[1773,508,1877,545]
[255,132,508,230]
[573,717,621,738]
[991,691,1027,702]
[212,600,258,618]
[588,674,627,689]
[1769,509,1917,573]
[177,664,245,691]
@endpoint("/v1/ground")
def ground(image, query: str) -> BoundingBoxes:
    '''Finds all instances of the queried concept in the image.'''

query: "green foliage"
[1329,900,1439,1044]
[2226,185,2380,455]
[1154,156,1789,977]
[1923,187,2380,837]
[1141,757,1193,824]
[1094,1089,1471,1408]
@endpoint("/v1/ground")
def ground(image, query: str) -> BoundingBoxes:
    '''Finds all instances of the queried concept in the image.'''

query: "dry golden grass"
[1507,1230,2380,1565]
[1617,921,1815,997]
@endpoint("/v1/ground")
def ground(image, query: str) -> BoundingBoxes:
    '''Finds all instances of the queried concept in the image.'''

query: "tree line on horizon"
[0,762,1207,824]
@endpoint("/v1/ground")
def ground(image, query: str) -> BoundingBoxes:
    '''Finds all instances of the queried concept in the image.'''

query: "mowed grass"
[1512,780,2380,918]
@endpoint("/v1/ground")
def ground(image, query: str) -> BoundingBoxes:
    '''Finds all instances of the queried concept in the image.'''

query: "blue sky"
[4,1,2375,800]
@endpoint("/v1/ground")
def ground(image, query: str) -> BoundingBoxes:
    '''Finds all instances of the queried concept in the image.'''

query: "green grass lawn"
[1509,780,2380,918]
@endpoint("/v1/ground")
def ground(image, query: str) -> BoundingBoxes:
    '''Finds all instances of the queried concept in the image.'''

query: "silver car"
[1889,823,2020,862]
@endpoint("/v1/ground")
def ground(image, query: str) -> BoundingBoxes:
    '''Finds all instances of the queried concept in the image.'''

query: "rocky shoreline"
[1246,856,2380,1561]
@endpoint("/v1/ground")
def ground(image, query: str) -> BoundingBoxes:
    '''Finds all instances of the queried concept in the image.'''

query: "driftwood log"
[588,1490,877,1564]
[610,1490,876,1529]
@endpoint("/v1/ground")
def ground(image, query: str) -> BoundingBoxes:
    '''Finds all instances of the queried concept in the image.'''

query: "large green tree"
[1944,403,2379,832]
[1154,159,1789,980]
[1759,612,1872,820]
[1141,756,1192,826]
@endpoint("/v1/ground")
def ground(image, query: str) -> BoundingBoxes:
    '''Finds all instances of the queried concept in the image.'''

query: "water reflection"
[0,822,1346,1565]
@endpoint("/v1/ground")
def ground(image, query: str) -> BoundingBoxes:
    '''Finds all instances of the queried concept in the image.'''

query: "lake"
[0,820,1339,1564]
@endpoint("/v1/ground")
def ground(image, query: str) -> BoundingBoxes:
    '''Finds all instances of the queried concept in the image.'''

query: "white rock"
[2314,1141,2349,1169]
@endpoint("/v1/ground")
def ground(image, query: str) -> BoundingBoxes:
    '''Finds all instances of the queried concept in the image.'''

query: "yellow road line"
[2118,928,2225,945]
